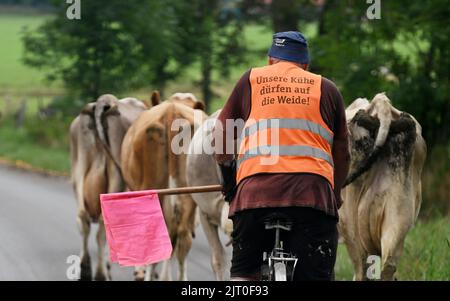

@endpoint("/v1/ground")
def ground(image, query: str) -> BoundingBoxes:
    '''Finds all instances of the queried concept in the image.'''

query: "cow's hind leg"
[175,196,197,281]
[77,210,92,281]
[94,218,110,281]
[159,259,173,281]
[380,229,407,280]
[149,263,159,280]
[199,211,227,280]
[159,196,174,281]
[338,223,368,280]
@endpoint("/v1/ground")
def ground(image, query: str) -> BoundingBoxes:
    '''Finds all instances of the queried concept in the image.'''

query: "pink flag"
[100,190,172,266]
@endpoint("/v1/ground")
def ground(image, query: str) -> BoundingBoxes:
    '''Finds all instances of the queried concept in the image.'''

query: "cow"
[121,94,206,281]
[338,93,427,281]
[186,110,233,281]
[69,94,147,281]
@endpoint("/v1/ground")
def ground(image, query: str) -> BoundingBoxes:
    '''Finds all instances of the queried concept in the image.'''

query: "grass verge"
[0,118,70,173]
[335,215,450,280]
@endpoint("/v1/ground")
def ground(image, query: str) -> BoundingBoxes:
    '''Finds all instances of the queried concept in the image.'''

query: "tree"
[310,0,450,147]
[22,0,246,110]
[240,0,449,147]
[270,0,302,32]
[22,0,181,100]
[0,0,51,5]
[174,0,246,108]
[241,0,319,32]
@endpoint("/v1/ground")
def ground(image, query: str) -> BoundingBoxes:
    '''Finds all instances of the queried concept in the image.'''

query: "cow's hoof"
[79,268,92,281]
[79,259,92,281]
[94,273,107,281]
[152,272,159,281]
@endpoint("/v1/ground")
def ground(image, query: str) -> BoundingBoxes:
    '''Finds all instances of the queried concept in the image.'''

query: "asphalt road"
[0,165,231,281]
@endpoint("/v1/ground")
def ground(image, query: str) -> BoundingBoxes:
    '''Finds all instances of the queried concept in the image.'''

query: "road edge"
[0,156,69,179]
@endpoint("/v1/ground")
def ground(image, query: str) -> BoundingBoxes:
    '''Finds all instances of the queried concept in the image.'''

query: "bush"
[25,115,71,149]
[0,115,70,172]
[421,145,450,218]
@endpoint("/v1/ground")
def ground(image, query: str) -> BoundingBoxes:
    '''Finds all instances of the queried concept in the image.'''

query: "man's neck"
[271,59,306,70]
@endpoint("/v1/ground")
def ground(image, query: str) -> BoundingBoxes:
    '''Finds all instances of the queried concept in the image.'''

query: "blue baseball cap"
[268,31,310,65]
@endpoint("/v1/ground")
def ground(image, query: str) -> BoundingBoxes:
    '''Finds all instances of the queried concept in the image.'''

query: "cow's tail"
[94,95,114,149]
[371,93,393,150]
[165,102,180,247]
[343,93,393,187]
[165,102,178,179]
[94,95,131,190]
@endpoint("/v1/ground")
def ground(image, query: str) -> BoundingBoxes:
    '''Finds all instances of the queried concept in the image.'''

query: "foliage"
[0,115,70,172]
[0,0,52,6]
[21,0,246,109]
[310,0,450,147]
[421,145,450,217]
[240,0,449,147]
[168,0,246,107]
[22,0,186,99]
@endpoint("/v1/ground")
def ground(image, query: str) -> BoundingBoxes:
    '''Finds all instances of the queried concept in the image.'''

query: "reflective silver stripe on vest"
[237,145,334,168]
[243,118,333,146]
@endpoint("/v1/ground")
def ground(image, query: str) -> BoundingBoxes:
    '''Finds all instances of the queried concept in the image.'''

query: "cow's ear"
[193,101,205,111]
[142,99,151,109]
[151,90,161,106]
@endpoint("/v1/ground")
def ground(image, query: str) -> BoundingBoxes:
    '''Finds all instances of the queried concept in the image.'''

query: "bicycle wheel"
[274,262,287,281]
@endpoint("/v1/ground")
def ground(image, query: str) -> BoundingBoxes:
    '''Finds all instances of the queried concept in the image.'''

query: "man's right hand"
[219,160,237,202]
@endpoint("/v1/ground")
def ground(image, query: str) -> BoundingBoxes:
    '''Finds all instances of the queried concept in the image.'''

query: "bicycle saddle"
[263,213,293,231]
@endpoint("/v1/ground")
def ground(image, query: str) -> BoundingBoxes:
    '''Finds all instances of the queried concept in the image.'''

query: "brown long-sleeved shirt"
[215,67,350,219]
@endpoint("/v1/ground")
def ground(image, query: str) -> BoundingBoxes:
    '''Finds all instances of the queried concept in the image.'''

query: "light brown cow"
[70,94,147,280]
[121,94,206,281]
[338,93,427,280]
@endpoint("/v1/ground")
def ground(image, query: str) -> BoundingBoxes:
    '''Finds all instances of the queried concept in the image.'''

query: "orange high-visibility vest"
[236,61,334,187]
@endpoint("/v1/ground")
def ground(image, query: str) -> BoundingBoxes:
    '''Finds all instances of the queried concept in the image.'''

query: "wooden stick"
[154,185,222,196]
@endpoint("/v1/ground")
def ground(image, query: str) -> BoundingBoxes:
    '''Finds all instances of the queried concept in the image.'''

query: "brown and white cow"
[121,94,206,281]
[186,110,233,281]
[70,94,147,280]
[338,93,427,280]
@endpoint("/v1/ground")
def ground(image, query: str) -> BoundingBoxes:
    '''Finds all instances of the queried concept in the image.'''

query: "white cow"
[186,110,233,280]
[338,93,427,280]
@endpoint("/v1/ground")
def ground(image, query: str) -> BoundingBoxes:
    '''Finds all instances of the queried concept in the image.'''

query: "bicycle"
[260,213,298,281]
